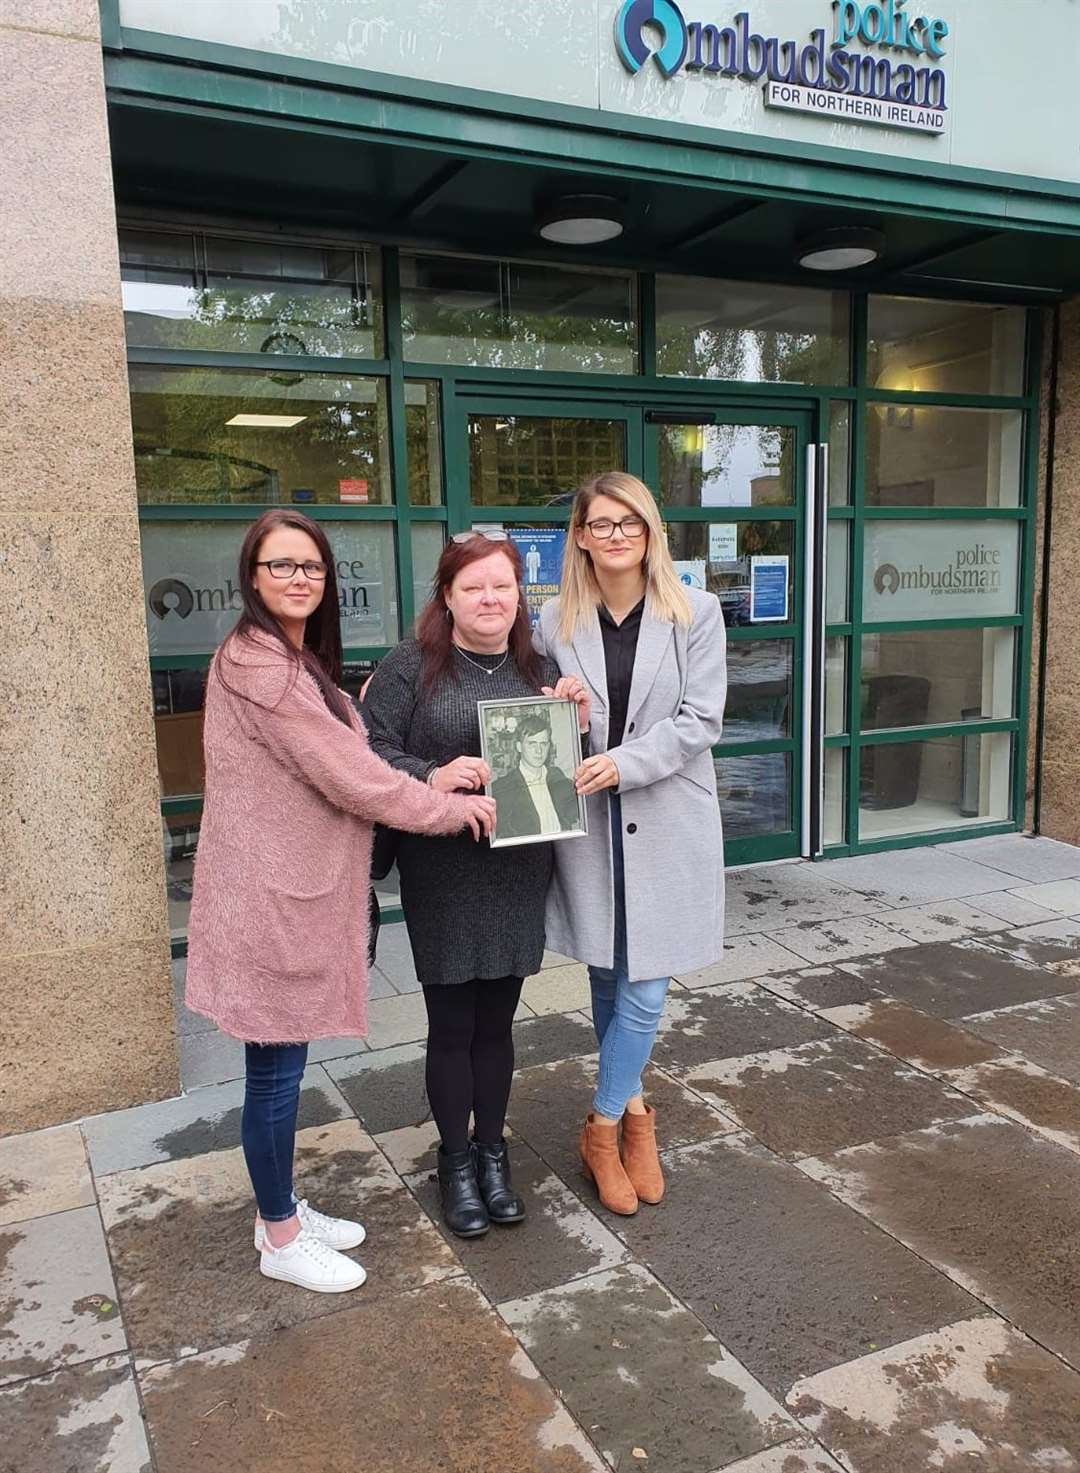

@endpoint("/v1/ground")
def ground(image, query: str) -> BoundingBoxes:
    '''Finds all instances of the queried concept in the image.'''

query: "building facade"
[4,0,1080,1131]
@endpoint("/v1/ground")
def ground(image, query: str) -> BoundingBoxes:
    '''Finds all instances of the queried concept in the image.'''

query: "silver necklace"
[453,643,510,677]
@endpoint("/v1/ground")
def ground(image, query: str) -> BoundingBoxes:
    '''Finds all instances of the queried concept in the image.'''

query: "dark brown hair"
[415,535,542,692]
[218,509,353,725]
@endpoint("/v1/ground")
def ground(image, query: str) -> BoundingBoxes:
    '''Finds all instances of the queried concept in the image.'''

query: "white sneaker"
[259,1227,366,1294]
[254,1198,366,1254]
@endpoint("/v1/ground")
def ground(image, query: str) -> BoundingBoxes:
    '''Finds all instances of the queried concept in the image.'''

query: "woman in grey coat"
[535,471,727,1215]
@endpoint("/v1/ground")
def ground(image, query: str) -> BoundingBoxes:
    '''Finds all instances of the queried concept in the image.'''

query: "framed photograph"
[477,696,588,849]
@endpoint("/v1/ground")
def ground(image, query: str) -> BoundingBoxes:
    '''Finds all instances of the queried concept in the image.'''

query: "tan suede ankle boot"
[579,1113,638,1215]
[620,1105,664,1204]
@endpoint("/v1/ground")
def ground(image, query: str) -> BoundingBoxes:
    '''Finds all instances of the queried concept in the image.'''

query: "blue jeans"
[589,795,670,1120]
[241,1042,308,1221]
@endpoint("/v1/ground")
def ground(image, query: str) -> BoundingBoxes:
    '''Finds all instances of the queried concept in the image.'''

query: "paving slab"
[675,934,810,988]
[680,1035,977,1160]
[808,849,1015,906]
[818,999,1002,1074]
[0,1207,125,1387]
[872,898,1005,944]
[512,1009,600,1069]
[305,1035,369,1064]
[98,1119,457,1367]
[943,833,1080,883]
[365,992,433,1050]
[140,1279,607,1473]
[652,982,835,1074]
[501,1262,801,1473]
[724,866,885,935]
[721,1440,844,1472]
[521,962,593,1015]
[507,1056,735,1187]
[368,920,421,990]
[374,1118,441,1178]
[1006,877,1080,915]
[838,937,1080,1019]
[408,1139,628,1305]
[788,1313,1080,1473]
[756,966,883,1012]
[610,1134,977,1399]
[799,1113,1080,1369]
[326,1043,429,1134]
[986,918,1080,969]
[966,888,1068,927]
[964,992,1080,1085]
[0,1353,152,1473]
[82,1067,351,1176]
[0,1125,93,1227]
[172,958,214,1037]
[178,1028,245,1089]
[945,1057,1080,1155]
[764,917,916,966]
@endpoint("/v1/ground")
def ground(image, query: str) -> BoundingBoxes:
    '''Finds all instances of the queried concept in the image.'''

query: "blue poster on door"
[750,555,789,623]
[509,529,566,628]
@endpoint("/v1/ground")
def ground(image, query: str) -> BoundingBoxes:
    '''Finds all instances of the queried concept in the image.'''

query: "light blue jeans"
[589,794,670,1120]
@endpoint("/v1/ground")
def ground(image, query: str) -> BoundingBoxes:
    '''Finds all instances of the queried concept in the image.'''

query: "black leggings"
[422,976,525,1154]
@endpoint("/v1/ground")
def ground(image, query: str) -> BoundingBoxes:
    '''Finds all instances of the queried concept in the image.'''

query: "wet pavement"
[5,834,1080,1470]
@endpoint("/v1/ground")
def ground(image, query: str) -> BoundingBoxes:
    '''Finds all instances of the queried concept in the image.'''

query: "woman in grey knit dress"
[363,534,588,1237]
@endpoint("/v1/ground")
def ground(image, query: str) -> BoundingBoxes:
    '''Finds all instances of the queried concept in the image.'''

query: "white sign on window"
[708,523,739,563]
[862,521,1019,622]
[140,521,397,656]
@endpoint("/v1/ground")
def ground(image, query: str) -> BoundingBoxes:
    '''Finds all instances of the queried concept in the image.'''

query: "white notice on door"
[709,523,739,563]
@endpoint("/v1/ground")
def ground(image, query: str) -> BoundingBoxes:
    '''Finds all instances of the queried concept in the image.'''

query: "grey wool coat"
[534,587,727,981]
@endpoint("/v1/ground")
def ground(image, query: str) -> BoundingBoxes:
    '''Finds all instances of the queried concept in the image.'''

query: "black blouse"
[598,597,645,748]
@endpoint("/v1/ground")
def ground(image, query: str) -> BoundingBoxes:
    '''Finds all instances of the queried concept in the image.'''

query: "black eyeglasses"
[255,558,329,580]
[584,515,647,540]
[451,530,509,544]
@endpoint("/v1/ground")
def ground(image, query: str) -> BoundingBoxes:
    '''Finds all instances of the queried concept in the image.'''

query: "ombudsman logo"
[614,0,688,77]
[874,563,901,595]
[149,577,195,620]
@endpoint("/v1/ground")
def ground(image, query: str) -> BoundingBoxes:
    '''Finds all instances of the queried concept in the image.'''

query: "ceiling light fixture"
[225,414,308,428]
[796,227,885,272]
[536,195,624,246]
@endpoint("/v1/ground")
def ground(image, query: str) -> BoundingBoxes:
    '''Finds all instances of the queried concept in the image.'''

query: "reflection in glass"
[666,521,793,628]
[859,733,1012,841]
[715,752,791,840]
[723,641,792,742]
[861,628,1015,730]
[865,404,1023,508]
[862,520,1020,623]
[824,747,846,845]
[658,423,794,508]
[656,275,849,385]
[120,228,381,358]
[825,638,847,736]
[405,381,443,505]
[826,521,848,624]
[868,296,1026,397]
[401,253,636,373]
[410,523,445,619]
[164,810,201,944]
[468,415,625,506]
[131,366,392,506]
[828,401,851,505]
[152,667,207,797]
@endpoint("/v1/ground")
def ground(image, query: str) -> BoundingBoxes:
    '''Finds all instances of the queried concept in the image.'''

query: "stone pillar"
[0,0,178,1132]
[1037,298,1080,843]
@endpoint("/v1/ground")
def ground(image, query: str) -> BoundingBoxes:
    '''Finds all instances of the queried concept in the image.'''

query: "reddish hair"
[415,536,543,692]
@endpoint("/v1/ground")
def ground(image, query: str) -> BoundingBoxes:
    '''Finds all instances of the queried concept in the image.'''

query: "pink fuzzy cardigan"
[185,634,470,1043]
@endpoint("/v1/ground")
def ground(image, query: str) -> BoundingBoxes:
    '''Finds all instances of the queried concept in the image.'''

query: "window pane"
[868,296,1026,397]
[152,667,206,798]
[131,367,392,506]
[165,809,200,946]
[859,733,1012,841]
[824,747,846,845]
[865,404,1023,508]
[825,638,847,736]
[667,521,794,628]
[716,752,791,840]
[140,520,399,655]
[120,229,382,358]
[862,520,1020,622]
[828,401,851,506]
[861,628,1015,731]
[723,640,792,742]
[658,422,795,508]
[410,522,445,622]
[401,253,636,372]
[656,275,849,385]
[467,415,625,506]
[406,381,443,505]
[827,521,849,623]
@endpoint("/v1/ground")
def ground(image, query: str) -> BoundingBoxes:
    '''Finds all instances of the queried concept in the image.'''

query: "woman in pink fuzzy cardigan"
[185,509,494,1296]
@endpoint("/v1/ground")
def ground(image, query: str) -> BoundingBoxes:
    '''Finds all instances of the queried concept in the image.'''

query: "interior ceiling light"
[796,227,885,272]
[225,414,308,428]
[537,195,624,246]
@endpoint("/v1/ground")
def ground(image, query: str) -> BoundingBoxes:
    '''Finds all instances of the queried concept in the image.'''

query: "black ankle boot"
[436,1146,489,1238]
[472,1138,526,1225]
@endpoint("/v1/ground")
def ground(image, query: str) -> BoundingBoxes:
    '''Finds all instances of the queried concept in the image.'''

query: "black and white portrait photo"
[477,696,588,849]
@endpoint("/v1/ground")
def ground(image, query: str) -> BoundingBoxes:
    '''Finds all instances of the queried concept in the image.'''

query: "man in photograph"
[491,712,580,840]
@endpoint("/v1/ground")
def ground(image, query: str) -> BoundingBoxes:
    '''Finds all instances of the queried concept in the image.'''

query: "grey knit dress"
[362,639,562,986]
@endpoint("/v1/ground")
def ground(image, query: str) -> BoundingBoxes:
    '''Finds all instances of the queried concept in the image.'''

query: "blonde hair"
[557,471,692,643]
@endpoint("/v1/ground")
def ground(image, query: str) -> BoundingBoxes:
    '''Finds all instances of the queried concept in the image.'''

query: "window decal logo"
[615,0,689,78]
[874,564,901,595]
[149,578,196,620]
